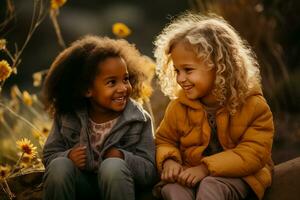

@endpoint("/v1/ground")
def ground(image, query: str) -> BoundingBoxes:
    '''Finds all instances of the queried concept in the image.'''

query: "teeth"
[183,86,193,90]
[114,97,125,102]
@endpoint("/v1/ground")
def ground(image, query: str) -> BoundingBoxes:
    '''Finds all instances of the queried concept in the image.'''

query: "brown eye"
[124,76,130,82]
[107,80,116,86]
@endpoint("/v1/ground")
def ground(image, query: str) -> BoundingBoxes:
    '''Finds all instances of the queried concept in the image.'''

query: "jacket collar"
[75,98,146,128]
[177,90,204,110]
[177,85,263,113]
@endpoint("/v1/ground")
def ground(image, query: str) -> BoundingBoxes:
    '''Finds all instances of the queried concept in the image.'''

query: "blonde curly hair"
[154,12,261,114]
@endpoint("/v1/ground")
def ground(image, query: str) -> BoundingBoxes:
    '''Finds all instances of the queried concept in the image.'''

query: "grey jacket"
[43,99,157,186]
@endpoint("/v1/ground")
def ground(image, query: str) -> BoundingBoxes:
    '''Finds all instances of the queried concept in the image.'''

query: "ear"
[85,90,92,97]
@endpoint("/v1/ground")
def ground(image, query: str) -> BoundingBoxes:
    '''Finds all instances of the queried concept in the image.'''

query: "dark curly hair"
[42,35,153,116]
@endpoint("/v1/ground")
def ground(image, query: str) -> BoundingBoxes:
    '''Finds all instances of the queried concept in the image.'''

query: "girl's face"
[170,41,216,104]
[86,56,132,114]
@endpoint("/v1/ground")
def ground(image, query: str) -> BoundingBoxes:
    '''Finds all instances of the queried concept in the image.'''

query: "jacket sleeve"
[155,101,182,172]
[42,116,71,167]
[201,96,274,177]
[119,113,157,186]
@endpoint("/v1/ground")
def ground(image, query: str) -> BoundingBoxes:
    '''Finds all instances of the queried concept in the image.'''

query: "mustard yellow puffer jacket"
[155,90,274,200]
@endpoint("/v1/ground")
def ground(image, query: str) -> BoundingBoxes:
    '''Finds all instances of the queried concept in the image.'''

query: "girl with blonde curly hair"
[42,35,156,200]
[154,12,274,200]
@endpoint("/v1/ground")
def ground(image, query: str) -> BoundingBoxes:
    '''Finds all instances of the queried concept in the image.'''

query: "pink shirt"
[88,117,118,169]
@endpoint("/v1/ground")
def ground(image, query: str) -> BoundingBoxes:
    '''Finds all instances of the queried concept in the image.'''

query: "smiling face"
[86,56,132,116]
[170,41,217,104]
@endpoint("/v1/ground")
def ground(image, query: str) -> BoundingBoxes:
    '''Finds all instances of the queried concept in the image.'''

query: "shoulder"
[161,99,190,126]
[125,98,152,123]
[56,112,82,130]
[237,94,273,122]
[244,94,271,113]
[166,98,187,113]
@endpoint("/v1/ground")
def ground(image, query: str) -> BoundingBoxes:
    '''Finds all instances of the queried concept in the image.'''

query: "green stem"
[0,102,40,132]
[3,179,15,200]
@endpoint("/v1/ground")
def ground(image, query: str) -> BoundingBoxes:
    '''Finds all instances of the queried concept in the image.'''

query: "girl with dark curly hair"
[42,35,156,200]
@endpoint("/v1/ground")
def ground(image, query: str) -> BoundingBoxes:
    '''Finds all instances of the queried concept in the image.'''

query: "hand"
[177,164,209,187]
[103,147,124,159]
[68,146,87,170]
[161,159,183,183]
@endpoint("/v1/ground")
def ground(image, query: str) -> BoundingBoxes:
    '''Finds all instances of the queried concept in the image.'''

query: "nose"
[117,83,128,93]
[176,71,186,84]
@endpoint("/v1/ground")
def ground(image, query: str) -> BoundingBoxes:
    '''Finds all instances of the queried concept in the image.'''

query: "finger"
[173,166,180,180]
[77,154,87,160]
[161,170,167,181]
[77,148,87,154]
[184,173,192,187]
[161,172,165,181]
[191,176,200,187]
[72,150,83,157]
[169,168,176,182]
[172,167,179,181]
[78,158,86,164]
[177,171,185,185]
[73,146,83,152]
[179,172,190,186]
[78,160,86,167]
[186,175,195,188]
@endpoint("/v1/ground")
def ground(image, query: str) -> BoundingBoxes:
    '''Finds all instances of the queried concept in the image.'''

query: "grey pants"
[161,176,250,200]
[43,157,134,200]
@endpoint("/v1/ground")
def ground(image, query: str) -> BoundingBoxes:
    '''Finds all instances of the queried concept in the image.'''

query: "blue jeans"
[43,157,135,200]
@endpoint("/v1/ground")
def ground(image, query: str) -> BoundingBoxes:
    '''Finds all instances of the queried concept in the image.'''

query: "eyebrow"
[104,76,117,80]
[103,73,129,80]
[173,64,196,68]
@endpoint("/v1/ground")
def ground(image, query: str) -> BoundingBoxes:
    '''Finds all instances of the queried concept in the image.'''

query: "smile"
[182,85,193,91]
[113,96,126,103]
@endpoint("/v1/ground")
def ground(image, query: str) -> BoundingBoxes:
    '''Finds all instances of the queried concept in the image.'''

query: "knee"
[44,157,76,184]
[200,176,220,186]
[161,183,179,198]
[98,158,132,183]
[199,176,229,196]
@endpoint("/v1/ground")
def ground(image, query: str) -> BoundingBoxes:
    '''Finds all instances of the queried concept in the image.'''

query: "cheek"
[176,74,180,83]
[127,84,132,94]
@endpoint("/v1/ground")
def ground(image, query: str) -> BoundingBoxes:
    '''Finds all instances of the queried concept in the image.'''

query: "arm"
[42,116,71,167]
[177,163,209,187]
[202,97,274,177]
[155,101,182,172]
[117,113,157,186]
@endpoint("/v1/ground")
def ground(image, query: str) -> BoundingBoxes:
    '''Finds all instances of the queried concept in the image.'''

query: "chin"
[113,103,127,112]
[185,93,199,100]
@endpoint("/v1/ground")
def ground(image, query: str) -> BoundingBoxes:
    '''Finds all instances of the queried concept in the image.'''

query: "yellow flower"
[21,153,34,166]
[0,39,7,50]
[22,90,33,106]
[32,71,42,87]
[112,23,131,38]
[32,126,49,139]
[51,0,67,10]
[42,127,50,136]
[0,165,11,181]
[32,129,41,139]
[0,60,12,82]
[10,85,21,99]
[16,138,37,157]
[20,162,31,169]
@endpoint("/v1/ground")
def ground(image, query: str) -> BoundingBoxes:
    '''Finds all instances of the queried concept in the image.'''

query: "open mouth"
[113,96,127,104]
[182,85,193,91]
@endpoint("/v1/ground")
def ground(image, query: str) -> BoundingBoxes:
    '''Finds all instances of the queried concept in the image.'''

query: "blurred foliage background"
[0,0,299,184]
